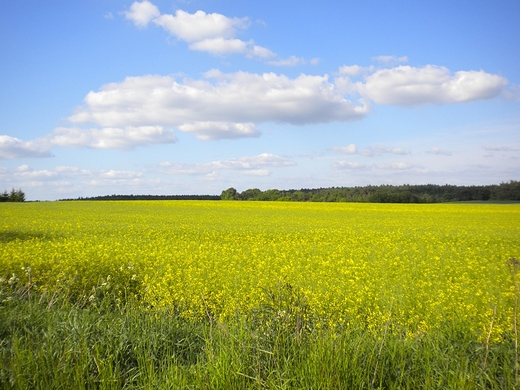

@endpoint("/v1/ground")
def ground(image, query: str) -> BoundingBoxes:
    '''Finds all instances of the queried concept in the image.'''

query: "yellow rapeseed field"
[1,201,519,342]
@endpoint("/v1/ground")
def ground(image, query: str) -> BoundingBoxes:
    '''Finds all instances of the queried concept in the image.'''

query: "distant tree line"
[221,181,520,203]
[0,188,25,202]
[61,194,221,201]
[57,181,520,203]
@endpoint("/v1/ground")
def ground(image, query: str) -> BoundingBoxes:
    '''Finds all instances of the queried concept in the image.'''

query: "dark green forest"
[61,194,221,201]
[57,181,520,203]
[221,181,520,203]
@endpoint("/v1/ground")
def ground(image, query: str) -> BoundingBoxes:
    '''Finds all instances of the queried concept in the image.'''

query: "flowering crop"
[1,201,519,342]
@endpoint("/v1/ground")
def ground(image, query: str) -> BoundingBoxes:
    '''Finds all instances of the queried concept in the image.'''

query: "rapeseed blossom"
[1,201,518,342]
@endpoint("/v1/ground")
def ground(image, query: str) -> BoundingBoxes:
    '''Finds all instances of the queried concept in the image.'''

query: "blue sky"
[1,0,519,200]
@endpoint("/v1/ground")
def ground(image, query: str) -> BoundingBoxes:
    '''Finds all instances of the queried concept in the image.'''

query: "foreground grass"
[1,286,518,390]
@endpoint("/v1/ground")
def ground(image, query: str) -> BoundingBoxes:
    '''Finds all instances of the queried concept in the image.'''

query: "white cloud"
[202,68,228,80]
[248,45,277,59]
[377,162,413,170]
[240,169,271,176]
[126,3,275,59]
[372,55,408,65]
[87,178,144,187]
[332,144,357,154]
[354,145,410,157]
[332,161,366,170]
[428,147,452,156]
[339,65,364,76]
[8,165,141,182]
[0,135,52,159]
[338,65,366,76]
[124,0,160,27]
[188,37,247,54]
[160,153,295,175]
[2,165,146,199]
[24,61,506,154]
[0,164,221,200]
[54,166,91,175]
[360,65,507,106]
[67,72,369,138]
[153,9,248,42]
[47,126,177,150]
[361,148,375,157]
[125,2,301,61]
[332,161,413,170]
[268,56,306,67]
[17,169,57,179]
[188,38,274,59]
[98,170,142,179]
[178,122,260,140]
[482,145,518,152]
[376,146,410,155]
[199,171,222,182]
[235,153,295,167]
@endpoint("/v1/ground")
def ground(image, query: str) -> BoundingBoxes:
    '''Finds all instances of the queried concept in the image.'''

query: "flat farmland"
[2,201,519,334]
[1,201,519,388]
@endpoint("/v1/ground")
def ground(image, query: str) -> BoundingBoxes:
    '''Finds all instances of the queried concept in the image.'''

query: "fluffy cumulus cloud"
[0,135,52,159]
[153,9,248,42]
[357,65,507,106]
[66,71,369,140]
[123,0,160,27]
[2,55,508,158]
[124,2,274,59]
[9,59,504,155]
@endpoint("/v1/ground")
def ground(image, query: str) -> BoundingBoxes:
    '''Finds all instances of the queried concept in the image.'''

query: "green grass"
[1,284,518,389]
